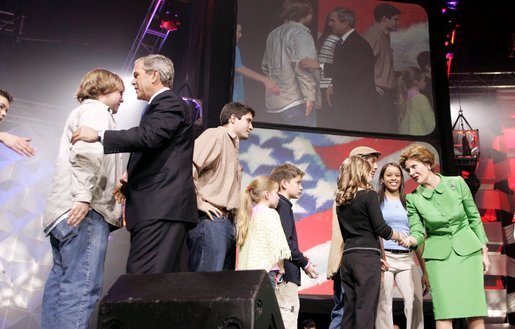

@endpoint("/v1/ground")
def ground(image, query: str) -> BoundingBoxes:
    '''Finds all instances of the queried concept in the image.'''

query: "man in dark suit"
[71,54,198,274]
[325,8,378,132]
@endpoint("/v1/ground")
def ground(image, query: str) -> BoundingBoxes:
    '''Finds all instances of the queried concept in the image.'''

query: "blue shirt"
[232,46,244,102]
[381,198,410,251]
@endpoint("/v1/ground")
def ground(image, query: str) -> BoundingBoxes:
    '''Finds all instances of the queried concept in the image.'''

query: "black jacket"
[103,90,198,230]
[276,194,309,286]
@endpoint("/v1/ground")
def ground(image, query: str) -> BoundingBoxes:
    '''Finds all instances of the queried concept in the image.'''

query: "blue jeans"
[328,274,345,329]
[275,103,317,127]
[41,210,110,329]
[187,214,235,271]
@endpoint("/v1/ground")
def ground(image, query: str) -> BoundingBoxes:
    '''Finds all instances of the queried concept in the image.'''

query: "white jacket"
[43,99,122,233]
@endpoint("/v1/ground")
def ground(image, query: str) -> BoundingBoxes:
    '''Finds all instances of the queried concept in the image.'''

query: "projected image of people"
[236,0,436,136]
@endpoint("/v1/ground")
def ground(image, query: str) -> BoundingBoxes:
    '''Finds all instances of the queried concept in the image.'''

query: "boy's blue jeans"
[41,210,110,329]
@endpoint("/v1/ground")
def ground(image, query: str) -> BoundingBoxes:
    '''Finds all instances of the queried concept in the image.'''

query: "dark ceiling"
[452,0,515,73]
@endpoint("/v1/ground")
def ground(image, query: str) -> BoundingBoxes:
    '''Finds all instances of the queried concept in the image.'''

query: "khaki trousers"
[275,281,300,329]
[375,251,424,329]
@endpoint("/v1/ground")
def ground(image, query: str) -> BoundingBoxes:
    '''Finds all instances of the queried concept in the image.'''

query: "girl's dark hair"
[377,162,406,208]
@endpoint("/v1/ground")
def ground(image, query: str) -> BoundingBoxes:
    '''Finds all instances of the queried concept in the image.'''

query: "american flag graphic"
[239,127,439,295]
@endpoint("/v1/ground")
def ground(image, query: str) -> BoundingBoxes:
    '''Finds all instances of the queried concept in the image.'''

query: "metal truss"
[449,72,515,95]
[122,0,171,74]
[0,9,23,35]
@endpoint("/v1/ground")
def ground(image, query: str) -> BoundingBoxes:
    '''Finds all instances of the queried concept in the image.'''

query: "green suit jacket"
[407,174,488,260]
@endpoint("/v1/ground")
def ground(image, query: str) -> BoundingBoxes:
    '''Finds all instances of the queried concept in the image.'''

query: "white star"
[291,199,308,215]
[293,162,313,181]
[304,178,337,208]
[284,136,318,161]
[240,143,279,173]
[324,134,358,145]
[251,129,287,145]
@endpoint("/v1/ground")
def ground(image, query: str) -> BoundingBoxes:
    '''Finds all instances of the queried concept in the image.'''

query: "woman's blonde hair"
[335,156,372,206]
[235,176,278,246]
[399,144,436,171]
[76,68,124,103]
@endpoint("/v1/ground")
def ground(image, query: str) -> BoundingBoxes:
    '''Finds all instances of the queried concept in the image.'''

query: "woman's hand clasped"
[398,235,417,248]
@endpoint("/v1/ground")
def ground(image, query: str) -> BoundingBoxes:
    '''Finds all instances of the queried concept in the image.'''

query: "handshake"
[392,231,417,248]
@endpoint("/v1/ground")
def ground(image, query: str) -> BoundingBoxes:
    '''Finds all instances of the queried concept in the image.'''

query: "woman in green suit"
[398,144,490,329]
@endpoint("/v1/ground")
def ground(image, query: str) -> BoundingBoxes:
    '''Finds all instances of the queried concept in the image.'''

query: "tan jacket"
[326,201,344,279]
[43,100,123,233]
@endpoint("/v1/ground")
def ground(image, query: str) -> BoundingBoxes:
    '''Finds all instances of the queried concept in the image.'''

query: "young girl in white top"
[236,176,291,287]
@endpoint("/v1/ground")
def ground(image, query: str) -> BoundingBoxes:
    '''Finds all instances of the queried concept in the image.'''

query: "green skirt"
[426,249,487,320]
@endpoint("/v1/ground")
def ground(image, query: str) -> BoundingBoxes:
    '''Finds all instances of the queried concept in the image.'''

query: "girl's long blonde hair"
[235,176,278,246]
[335,156,373,206]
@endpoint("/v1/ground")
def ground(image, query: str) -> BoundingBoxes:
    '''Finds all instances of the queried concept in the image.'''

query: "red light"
[160,19,180,31]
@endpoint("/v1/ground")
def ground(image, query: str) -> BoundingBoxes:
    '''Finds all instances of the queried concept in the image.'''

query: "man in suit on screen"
[325,8,378,131]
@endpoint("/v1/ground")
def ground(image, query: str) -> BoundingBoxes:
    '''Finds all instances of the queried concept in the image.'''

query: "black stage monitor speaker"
[97,270,284,329]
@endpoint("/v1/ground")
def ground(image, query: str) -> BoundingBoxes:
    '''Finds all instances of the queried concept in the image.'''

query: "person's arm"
[458,176,488,243]
[276,202,307,266]
[367,191,397,240]
[457,176,490,272]
[276,200,317,278]
[72,94,187,152]
[235,66,280,95]
[326,201,344,279]
[103,96,187,152]
[192,130,224,220]
[292,31,317,110]
[0,132,35,157]
[399,194,426,248]
[414,244,430,295]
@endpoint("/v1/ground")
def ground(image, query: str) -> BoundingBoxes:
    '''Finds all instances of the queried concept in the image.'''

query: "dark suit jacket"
[326,31,378,129]
[103,90,198,230]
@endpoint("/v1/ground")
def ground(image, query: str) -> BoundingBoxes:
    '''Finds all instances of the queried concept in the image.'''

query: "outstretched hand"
[0,132,35,157]
[264,78,280,96]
